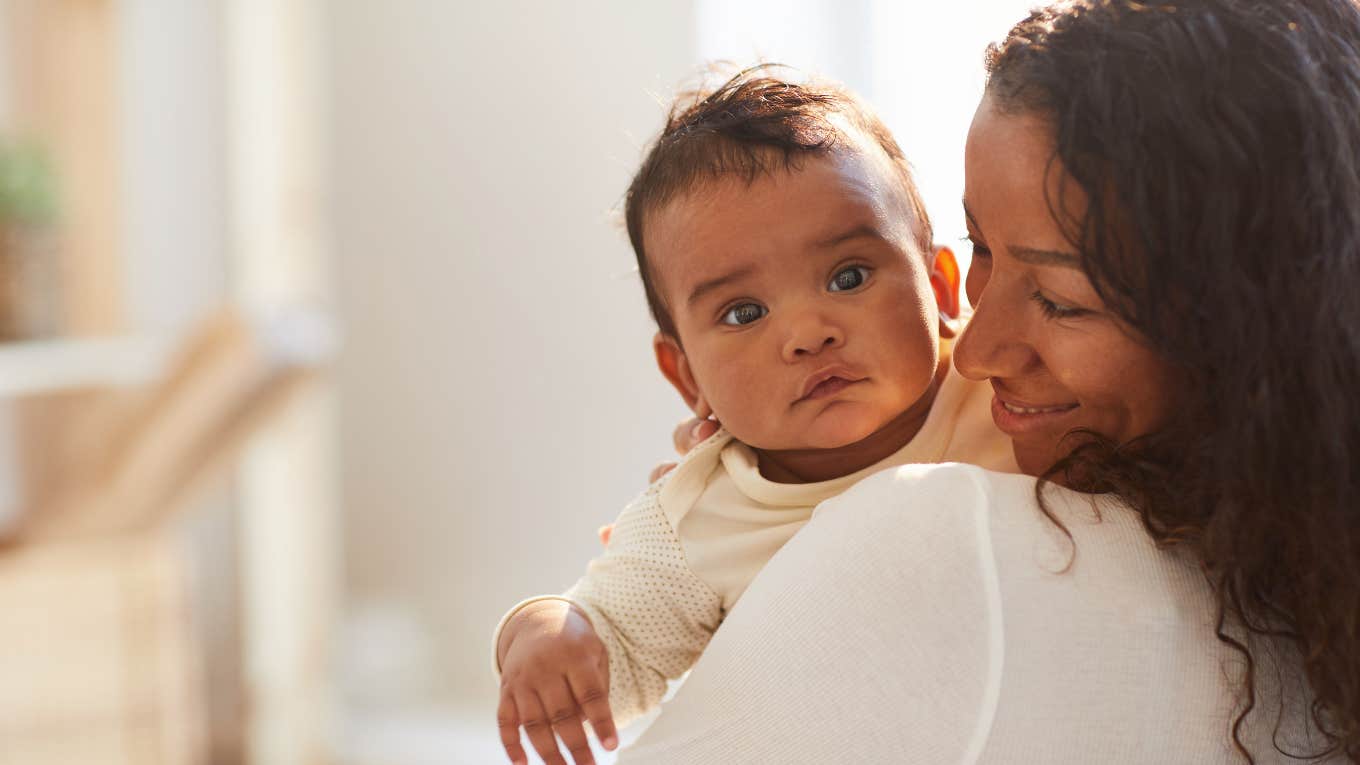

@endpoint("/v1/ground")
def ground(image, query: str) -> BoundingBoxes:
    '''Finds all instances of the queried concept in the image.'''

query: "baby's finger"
[516,689,567,765]
[672,417,718,456]
[648,461,678,484]
[567,661,617,751]
[542,679,595,765]
[496,691,528,765]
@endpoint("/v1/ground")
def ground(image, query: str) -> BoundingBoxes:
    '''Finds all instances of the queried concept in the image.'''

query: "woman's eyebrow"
[962,199,1080,268]
[963,201,981,234]
[1010,246,1081,268]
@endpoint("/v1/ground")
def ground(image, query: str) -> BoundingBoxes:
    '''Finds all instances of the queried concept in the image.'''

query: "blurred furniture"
[0,0,338,761]
[0,309,330,764]
[0,529,200,764]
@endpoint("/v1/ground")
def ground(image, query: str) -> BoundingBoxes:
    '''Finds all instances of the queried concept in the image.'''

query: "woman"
[619,0,1360,762]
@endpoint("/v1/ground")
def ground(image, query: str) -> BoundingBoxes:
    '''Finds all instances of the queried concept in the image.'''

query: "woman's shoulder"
[815,461,1040,533]
[831,460,1038,501]
[818,462,1199,617]
[825,462,1151,548]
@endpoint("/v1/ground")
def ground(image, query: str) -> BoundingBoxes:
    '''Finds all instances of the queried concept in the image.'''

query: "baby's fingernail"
[604,735,619,750]
[691,421,709,439]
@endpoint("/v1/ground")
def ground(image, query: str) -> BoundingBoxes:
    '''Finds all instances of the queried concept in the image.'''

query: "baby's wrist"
[497,599,574,665]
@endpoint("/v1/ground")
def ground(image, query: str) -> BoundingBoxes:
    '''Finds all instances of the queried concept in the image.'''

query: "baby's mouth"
[802,376,855,401]
[796,367,866,403]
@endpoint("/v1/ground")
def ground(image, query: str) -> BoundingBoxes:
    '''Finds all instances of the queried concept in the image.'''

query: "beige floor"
[331,703,675,765]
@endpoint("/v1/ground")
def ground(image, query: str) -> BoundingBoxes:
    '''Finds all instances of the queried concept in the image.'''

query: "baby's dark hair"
[624,64,933,339]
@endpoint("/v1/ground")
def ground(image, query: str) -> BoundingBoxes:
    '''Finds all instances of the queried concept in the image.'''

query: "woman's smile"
[989,388,1080,437]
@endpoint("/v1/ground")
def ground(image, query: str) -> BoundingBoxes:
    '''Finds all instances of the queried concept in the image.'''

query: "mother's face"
[954,96,1178,477]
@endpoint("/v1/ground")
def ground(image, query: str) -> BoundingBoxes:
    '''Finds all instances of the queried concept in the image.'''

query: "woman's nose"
[781,313,845,362]
[953,285,1036,381]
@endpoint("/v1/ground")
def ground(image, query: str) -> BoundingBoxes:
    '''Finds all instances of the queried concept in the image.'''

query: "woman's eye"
[828,266,870,292]
[1029,290,1086,319]
[965,235,992,259]
[720,302,767,326]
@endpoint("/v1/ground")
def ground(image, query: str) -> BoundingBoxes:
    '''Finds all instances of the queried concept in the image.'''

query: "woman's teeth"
[1002,401,1072,415]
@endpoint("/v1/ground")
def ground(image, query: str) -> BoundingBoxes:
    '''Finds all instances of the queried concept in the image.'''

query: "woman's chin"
[1012,440,1067,481]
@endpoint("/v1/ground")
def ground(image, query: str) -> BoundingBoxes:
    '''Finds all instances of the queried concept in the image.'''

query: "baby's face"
[646,148,942,451]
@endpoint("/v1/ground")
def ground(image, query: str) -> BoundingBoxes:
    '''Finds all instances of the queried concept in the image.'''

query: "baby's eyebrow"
[687,265,757,307]
[815,223,882,249]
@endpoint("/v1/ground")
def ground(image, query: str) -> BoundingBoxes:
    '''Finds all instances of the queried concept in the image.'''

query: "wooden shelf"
[0,335,172,397]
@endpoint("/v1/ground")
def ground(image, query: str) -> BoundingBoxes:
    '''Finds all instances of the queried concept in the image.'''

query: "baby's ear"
[930,245,962,339]
[653,333,706,415]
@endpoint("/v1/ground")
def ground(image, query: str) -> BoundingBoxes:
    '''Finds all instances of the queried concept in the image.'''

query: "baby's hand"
[600,416,719,549]
[671,405,719,458]
[641,413,721,490]
[496,600,616,765]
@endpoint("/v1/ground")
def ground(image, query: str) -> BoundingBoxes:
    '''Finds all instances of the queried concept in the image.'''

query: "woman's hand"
[496,600,617,765]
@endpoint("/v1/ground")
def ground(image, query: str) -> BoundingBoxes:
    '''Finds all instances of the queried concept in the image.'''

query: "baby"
[493,66,1015,765]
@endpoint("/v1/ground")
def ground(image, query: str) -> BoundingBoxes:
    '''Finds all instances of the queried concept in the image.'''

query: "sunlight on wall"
[696,0,1036,277]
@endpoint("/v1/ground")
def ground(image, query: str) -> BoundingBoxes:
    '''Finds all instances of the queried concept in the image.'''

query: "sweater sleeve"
[493,477,725,727]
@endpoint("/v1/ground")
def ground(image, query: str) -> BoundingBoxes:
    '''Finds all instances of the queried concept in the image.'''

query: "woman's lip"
[989,394,1079,435]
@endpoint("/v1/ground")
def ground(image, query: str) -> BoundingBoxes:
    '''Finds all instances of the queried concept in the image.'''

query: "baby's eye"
[828,266,871,292]
[720,302,767,326]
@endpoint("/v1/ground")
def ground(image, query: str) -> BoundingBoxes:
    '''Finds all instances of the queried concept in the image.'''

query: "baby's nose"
[782,321,845,361]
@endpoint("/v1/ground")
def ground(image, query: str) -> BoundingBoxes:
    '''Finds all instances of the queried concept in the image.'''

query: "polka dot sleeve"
[561,475,725,726]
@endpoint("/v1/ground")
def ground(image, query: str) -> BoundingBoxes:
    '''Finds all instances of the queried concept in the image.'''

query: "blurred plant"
[0,138,58,227]
[0,138,61,339]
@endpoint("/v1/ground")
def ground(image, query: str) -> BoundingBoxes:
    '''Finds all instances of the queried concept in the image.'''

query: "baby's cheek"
[706,367,781,443]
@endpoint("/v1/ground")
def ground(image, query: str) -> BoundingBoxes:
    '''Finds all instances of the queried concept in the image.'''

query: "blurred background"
[0,1,1031,763]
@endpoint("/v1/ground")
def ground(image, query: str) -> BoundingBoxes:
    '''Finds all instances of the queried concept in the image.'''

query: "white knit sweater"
[620,463,1340,764]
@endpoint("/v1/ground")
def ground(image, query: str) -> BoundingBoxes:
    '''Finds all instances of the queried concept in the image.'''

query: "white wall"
[868,1,1037,275]
[119,0,229,335]
[329,1,698,710]
[695,0,874,92]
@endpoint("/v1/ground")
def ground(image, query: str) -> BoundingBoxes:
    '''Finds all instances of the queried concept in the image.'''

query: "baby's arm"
[494,480,725,763]
[495,599,613,765]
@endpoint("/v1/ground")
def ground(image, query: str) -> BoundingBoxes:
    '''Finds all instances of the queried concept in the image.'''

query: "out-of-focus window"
[696,0,1036,275]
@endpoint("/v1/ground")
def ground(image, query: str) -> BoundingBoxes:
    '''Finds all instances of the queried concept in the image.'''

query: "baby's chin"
[742,414,889,453]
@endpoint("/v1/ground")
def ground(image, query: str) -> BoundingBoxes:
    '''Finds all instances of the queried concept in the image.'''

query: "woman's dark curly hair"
[985,0,1360,761]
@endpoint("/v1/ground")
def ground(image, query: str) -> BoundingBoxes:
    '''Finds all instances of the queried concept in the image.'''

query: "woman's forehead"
[964,98,1087,252]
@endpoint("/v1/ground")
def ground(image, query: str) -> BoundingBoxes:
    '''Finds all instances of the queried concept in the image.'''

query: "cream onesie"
[493,365,1017,725]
